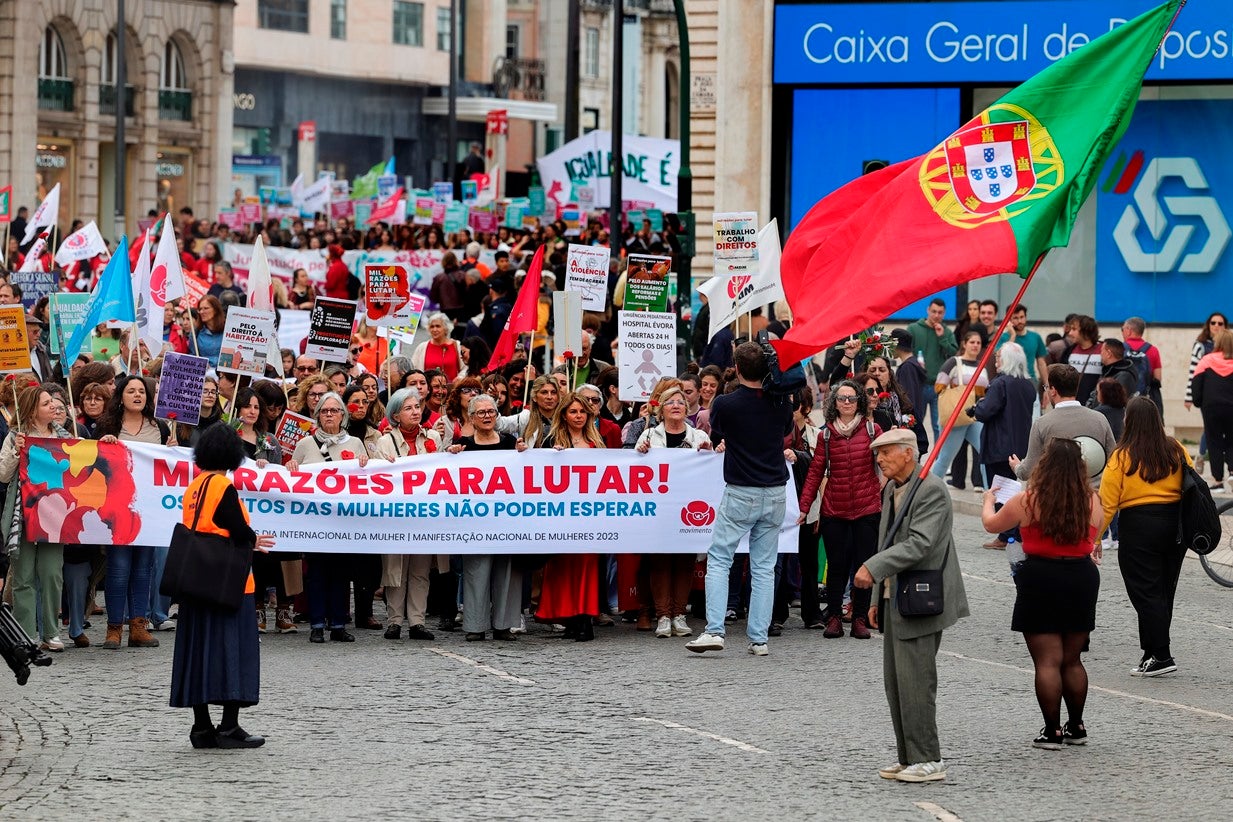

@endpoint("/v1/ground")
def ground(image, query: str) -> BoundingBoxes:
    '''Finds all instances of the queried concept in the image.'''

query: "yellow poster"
[0,305,32,373]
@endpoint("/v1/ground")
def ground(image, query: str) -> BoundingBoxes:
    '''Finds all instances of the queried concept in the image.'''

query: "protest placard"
[468,209,497,233]
[431,202,446,225]
[461,179,478,204]
[713,211,760,273]
[238,203,262,225]
[528,186,546,215]
[0,306,31,373]
[353,201,374,229]
[154,352,209,425]
[305,296,357,363]
[48,293,91,356]
[565,244,610,312]
[329,200,354,221]
[378,174,399,200]
[443,202,468,234]
[622,254,672,312]
[561,208,582,236]
[553,291,583,373]
[364,263,427,327]
[273,410,316,464]
[218,307,277,376]
[180,269,210,310]
[618,311,676,402]
[413,198,434,226]
[432,181,454,203]
[9,271,58,311]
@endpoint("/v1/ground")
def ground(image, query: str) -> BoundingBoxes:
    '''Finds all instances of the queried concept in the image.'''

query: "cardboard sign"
[528,186,546,215]
[155,352,209,425]
[432,181,454,204]
[353,201,374,229]
[274,410,317,464]
[617,311,677,402]
[305,296,358,364]
[48,292,91,356]
[364,263,427,327]
[565,244,610,312]
[0,306,31,373]
[10,271,59,311]
[330,200,354,221]
[622,254,672,312]
[713,211,760,273]
[238,203,262,225]
[468,209,497,233]
[461,180,478,204]
[218,307,277,376]
[646,208,665,232]
[181,270,210,310]
[444,202,468,234]
[413,198,434,226]
[91,335,118,362]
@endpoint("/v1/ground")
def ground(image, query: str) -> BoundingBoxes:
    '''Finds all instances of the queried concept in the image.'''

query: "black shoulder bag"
[160,475,251,611]
[886,485,948,617]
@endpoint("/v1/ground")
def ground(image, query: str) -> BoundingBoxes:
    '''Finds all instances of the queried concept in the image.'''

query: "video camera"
[756,330,807,399]
[1,603,52,686]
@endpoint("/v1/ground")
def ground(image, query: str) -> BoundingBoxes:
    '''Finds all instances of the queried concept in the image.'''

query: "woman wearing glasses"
[1185,312,1228,476]
[411,313,465,382]
[1191,329,1233,494]
[287,392,371,644]
[176,374,224,449]
[294,375,332,417]
[438,377,483,447]
[796,379,883,638]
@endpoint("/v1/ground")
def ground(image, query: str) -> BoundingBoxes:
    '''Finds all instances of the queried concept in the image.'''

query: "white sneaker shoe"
[671,615,692,637]
[878,763,906,780]
[510,615,527,635]
[654,616,672,638]
[748,642,768,656]
[42,636,65,652]
[895,760,946,782]
[685,632,725,653]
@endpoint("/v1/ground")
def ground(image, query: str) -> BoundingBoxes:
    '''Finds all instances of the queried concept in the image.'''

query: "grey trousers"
[882,606,944,766]
[461,555,522,633]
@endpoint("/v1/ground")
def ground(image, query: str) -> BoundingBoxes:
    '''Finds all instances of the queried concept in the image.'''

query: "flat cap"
[870,427,917,451]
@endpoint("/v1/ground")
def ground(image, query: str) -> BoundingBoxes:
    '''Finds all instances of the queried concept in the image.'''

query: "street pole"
[673,0,693,370]
[565,0,581,141]
[447,0,458,189]
[609,0,623,260]
[115,0,127,237]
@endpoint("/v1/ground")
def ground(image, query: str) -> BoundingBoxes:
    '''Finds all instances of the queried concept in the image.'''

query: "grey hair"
[313,391,345,426]
[425,312,453,334]
[468,392,498,415]
[385,388,421,424]
[388,355,412,375]
[997,342,1029,378]
[1123,316,1146,335]
[574,383,601,399]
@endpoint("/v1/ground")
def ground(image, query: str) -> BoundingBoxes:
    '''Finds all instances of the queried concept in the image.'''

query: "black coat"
[894,356,930,454]
[972,374,1035,463]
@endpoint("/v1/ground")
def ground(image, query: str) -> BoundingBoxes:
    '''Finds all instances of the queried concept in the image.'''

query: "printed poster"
[617,311,676,402]
[713,211,759,273]
[217,307,277,376]
[9,271,58,311]
[0,306,32,372]
[274,410,316,465]
[305,296,358,364]
[622,254,672,312]
[48,293,91,357]
[364,263,426,327]
[413,198,434,226]
[565,244,610,312]
[155,352,209,426]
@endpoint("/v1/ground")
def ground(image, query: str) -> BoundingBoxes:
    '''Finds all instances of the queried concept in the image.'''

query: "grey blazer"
[865,469,970,640]
[1015,403,1117,483]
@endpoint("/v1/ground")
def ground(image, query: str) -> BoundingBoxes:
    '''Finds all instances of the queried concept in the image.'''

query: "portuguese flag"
[773,0,1185,366]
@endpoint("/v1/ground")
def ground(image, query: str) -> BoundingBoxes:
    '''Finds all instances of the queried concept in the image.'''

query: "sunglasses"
[865,387,878,396]
[1212,320,1227,326]
[835,395,859,404]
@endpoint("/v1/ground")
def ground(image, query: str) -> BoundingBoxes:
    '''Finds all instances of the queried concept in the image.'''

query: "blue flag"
[64,235,134,362]
[383,156,396,176]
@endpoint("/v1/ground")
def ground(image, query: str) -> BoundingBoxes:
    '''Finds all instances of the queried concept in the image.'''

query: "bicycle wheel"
[1199,498,1233,587]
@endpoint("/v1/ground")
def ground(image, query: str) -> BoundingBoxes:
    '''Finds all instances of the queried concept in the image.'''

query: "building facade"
[0,0,234,240]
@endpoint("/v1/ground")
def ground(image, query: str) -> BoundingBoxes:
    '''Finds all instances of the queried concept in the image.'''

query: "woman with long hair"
[460,335,492,377]
[1185,312,1228,474]
[1191,329,1233,493]
[499,375,558,448]
[1093,378,1128,441]
[537,392,604,641]
[481,372,510,414]
[1100,397,1192,677]
[439,376,483,446]
[930,330,991,489]
[340,383,382,457]
[289,267,316,310]
[982,437,1102,749]
[195,296,227,367]
[864,354,913,430]
[294,375,332,417]
[355,373,385,429]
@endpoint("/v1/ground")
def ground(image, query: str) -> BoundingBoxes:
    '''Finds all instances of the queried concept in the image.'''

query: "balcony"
[100,84,136,117]
[492,57,546,102]
[159,90,192,121]
[38,78,74,112]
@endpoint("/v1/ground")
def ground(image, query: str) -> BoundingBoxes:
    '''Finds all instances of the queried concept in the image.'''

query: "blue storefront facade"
[771,0,1233,325]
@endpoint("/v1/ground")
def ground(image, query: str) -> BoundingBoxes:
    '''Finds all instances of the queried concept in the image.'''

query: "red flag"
[369,187,405,223]
[486,245,544,373]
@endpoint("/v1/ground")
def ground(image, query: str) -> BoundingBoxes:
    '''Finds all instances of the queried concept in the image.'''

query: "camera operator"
[686,341,794,657]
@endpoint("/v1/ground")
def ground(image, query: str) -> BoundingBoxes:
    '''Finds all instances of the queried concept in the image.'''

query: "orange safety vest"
[183,473,255,595]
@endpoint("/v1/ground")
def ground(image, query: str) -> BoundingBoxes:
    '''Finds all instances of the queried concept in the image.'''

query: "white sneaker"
[42,636,65,652]
[895,760,947,782]
[685,632,725,653]
[151,620,177,632]
[748,642,769,656]
[878,763,906,780]
[510,615,527,635]
[671,615,692,637]
[655,616,672,638]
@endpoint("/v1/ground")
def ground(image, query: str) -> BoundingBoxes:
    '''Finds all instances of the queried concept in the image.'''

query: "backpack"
[1177,461,1221,555]
[1123,340,1154,397]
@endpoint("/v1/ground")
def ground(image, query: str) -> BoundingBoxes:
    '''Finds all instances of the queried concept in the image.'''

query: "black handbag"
[1177,462,1222,555]
[896,544,948,618]
[160,475,251,611]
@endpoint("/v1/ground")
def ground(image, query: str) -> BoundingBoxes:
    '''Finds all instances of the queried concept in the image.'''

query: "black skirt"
[1012,555,1100,634]
[170,592,260,708]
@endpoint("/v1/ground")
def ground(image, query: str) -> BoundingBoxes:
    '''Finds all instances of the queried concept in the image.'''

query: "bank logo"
[680,501,716,528]
[1109,153,1231,273]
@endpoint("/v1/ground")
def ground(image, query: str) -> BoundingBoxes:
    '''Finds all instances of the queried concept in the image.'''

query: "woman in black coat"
[972,342,1037,548]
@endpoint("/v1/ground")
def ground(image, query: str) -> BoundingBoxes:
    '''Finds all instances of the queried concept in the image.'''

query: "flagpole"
[2,222,8,267]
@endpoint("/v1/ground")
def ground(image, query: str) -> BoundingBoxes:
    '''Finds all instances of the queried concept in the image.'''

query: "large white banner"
[536,131,680,213]
[223,244,328,287]
[20,441,799,555]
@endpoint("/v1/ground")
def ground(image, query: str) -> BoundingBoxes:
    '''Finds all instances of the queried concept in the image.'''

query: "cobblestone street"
[3,508,1232,821]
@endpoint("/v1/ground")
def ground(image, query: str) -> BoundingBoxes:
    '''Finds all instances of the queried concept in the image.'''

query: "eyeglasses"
[460,387,479,395]
[308,391,327,400]
[473,409,498,417]
[835,395,859,403]
[295,365,317,373]
[350,347,363,355]
[581,395,602,405]
[201,389,218,396]
[661,399,687,407]
[318,408,343,416]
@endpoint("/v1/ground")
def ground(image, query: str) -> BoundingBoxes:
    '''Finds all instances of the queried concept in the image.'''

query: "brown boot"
[103,624,123,649]
[128,618,160,648]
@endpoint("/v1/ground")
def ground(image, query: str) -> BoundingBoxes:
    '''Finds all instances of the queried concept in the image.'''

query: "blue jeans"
[105,545,154,625]
[63,561,92,639]
[929,421,987,489]
[704,484,785,645]
[922,384,940,441]
[148,544,172,625]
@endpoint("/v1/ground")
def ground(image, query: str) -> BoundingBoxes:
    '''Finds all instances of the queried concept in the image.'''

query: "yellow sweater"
[1099,445,1193,535]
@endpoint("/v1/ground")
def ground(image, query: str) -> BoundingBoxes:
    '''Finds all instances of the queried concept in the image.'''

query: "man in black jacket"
[1093,338,1138,404]
[890,329,929,455]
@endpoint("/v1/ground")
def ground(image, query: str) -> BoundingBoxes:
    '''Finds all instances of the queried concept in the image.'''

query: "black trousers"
[798,525,825,625]
[819,513,881,619]
[1201,405,1233,482]
[1118,503,1184,660]
[349,554,383,626]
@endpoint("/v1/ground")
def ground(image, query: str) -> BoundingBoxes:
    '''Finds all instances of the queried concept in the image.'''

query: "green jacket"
[908,319,958,382]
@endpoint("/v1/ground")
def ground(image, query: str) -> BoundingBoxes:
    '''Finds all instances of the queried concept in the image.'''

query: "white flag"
[299,176,331,214]
[151,216,186,302]
[736,219,785,314]
[698,272,740,344]
[19,235,48,272]
[132,228,164,354]
[53,220,108,266]
[246,236,274,311]
[289,174,305,206]
[23,183,61,244]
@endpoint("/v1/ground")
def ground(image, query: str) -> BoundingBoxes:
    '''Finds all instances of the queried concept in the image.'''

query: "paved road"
[3,508,1232,821]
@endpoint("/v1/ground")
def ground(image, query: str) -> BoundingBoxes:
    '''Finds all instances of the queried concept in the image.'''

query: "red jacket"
[798,420,883,521]
[325,258,350,299]
[598,418,622,449]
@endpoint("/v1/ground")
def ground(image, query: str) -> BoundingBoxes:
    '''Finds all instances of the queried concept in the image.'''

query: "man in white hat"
[853,427,969,783]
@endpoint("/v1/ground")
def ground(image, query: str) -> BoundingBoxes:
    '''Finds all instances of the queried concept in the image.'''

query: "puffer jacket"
[797,419,883,520]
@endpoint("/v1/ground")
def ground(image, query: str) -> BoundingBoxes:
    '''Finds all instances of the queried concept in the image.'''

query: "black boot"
[216,726,265,748]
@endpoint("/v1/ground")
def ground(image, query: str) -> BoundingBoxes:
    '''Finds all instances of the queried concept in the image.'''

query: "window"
[331,0,347,39]
[505,24,520,59]
[258,0,309,33]
[160,41,188,91]
[39,27,69,79]
[102,32,117,85]
[584,27,599,78]
[393,2,424,46]
[436,6,451,51]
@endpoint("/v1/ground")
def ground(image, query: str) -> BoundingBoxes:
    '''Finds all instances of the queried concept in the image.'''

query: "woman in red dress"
[411,313,464,382]
[536,392,603,641]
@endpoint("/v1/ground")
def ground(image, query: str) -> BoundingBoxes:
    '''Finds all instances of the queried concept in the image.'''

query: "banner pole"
[3,222,9,267]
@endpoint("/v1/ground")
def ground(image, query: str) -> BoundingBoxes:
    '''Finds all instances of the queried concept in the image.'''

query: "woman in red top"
[323,244,350,299]
[796,380,883,637]
[411,313,464,382]
[536,392,604,641]
[982,437,1102,751]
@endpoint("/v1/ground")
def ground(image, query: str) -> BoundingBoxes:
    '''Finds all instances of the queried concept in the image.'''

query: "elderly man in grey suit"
[854,428,969,783]
[1011,363,1117,483]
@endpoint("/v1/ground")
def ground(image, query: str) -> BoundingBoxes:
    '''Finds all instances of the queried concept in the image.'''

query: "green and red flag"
[0,185,11,223]
[773,0,1185,365]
